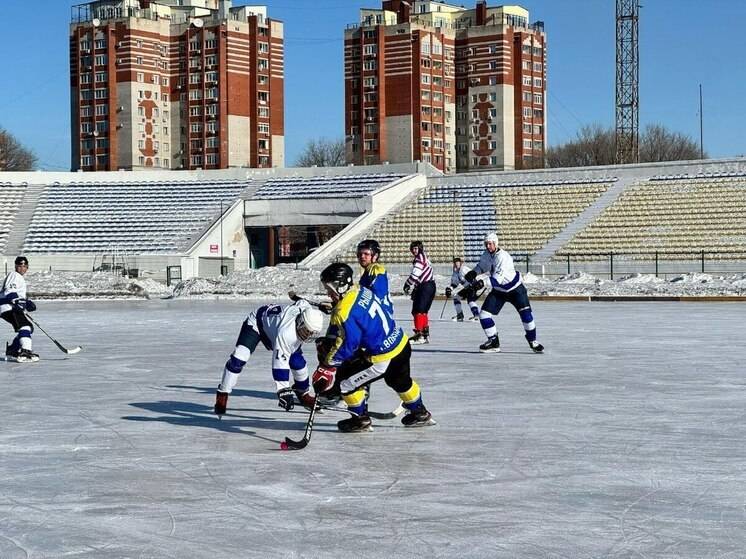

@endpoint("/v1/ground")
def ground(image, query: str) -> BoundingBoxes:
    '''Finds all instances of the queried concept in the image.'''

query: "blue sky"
[1,0,744,170]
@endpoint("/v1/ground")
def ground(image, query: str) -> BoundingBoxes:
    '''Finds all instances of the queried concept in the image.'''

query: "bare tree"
[546,123,704,168]
[295,138,345,167]
[0,127,37,171]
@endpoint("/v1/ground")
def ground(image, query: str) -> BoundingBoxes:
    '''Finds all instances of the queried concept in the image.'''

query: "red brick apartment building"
[344,0,546,173]
[70,0,283,171]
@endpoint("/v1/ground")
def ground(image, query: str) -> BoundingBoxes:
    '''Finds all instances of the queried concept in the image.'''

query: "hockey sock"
[398,380,423,411]
[453,299,463,314]
[18,327,32,351]
[292,376,310,393]
[479,310,497,338]
[219,346,250,393]
[273,368,291,392]
[342,388,368,416]
[218,370,240,393]
[469,302,480,317]
[518,308,536,341]
[414,313,428,331]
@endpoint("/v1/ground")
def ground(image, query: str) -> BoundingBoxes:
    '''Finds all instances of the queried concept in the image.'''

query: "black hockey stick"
[315,400,406,420]
[439,296,449,319]
[24,312,82,355]
[281,398,319,450]
[287,290,333,314]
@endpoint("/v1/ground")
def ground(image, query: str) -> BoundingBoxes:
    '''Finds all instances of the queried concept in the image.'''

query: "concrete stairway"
[3,184,46,257]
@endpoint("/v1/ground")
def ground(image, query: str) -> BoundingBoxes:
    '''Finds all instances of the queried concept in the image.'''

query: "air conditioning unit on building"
[117,106,124,112]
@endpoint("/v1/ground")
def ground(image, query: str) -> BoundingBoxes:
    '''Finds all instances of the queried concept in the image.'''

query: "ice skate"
[214,391,228,416]
[451,312,464,322]
[337,414,372,432]
[529,340,544,354]
[401,405,435,427]
[468,315,480,322]
[409,330,429,345]
[479,336,501,353]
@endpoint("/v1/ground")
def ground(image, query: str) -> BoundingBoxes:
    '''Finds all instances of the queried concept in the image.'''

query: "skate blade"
[404,418,437,428]
[479,348,501,353]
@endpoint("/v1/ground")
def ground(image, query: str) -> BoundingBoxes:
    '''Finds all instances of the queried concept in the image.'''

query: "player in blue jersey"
[312,262,434,432]
[465,232,544,354]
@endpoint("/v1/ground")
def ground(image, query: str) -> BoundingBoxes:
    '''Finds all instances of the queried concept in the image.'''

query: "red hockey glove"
[312,365,337,394]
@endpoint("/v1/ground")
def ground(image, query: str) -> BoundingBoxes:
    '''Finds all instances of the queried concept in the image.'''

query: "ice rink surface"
[1,299,745,558]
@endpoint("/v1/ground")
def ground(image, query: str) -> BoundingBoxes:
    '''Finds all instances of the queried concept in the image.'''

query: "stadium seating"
[556,176,746,260]
[21,180,248,253]
[252,173,407,199]
[340,179,612,263]
[0,183,28,254]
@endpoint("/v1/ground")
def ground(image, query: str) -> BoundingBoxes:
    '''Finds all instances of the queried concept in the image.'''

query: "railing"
[538,250,746,280]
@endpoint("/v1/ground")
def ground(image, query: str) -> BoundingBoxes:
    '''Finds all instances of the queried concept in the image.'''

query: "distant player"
[214,300,325,416]
[313,262,434,432]
[1,256,39,362]
[446,257,480,322]
[465,233,544,354]
[403,240,436,344]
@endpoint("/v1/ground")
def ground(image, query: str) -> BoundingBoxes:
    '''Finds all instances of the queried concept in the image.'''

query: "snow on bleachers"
[0,183,28,253]
[21,179,249,254]
[251,173,406,199]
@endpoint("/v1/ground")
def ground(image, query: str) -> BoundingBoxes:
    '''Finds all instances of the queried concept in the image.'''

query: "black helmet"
[320,262,354,297]
[14,256,28,267]
[356,239,381,257]
[409,240,424,252]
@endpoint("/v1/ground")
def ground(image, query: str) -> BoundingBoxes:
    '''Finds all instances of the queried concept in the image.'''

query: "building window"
[258,91,269,103]
[258,107,269,117]
[94,89,107,99]
[523,139,532,149]
[95,72,107,83]
[191,155,203,166]
[363,77,377,87]
[364,44,377,55]
[258,123,270,134]
[206,54,217,66]
[258,59,269,70]
[206,154,218,165]
[523,107,532,118]
[534,77,542,87]
[80,73,92,84]
[206,137,219,148]
[81,155,92,166]
[95,105,108,116]
[190,106,201,116]
[363,60,376,71]
[94,55,107,66]
[81,106,92,117]
[189,89,202,99]
[533,93,543,104]
[258,42,269,53]
[422,75,430,84]
[207,121,218,133]
[139,156,145,165]
[191,123,203,133]
[523,76,532,86]
[533,62,542,72]
[80,40,91,51]
[205,39,217,49]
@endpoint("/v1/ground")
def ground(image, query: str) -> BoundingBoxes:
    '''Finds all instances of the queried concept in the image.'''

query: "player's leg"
[452,294,464,321]
[509,285,544,353]
[478,291,505,352]
[382,343,434,427]
[215,313,261,415]
[334,361,388,432]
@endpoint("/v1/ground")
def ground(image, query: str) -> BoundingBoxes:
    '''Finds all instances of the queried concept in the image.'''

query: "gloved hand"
[312,365,337,394]
[318,301,333,315]
[25,299,36,312]
[403,283,411,295]
[316,336,334,362]
[277,387,295,411]
[445,287,453,298]
[472,279,484,292]
[11,298,28,311]
[464,270,477,283]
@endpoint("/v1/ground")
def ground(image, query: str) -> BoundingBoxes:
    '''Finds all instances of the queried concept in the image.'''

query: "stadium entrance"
[246,225,344,267]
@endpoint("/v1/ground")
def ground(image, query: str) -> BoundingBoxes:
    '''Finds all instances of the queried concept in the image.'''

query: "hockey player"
[446,257,480,322]
[356,239,391,308]
[214,300,325,416]
[465,233,544,354]
[313,262,434,432]
[1,256,39,362]
[403,240,436,344]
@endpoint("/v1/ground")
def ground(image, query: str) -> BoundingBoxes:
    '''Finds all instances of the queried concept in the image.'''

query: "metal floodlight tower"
[615,0,639,164]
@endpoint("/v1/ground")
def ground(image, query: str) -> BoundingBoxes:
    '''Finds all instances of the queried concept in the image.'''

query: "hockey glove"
[445,287,452,298]
[403,283,411,295]
[316,336,334,362]
[25,299,36,312]
[11,298,28,311]
[312,365,337,394]
[277,387,295,411]
[318,301,333,315]
[464,270,477,283]
[472,279,484,292]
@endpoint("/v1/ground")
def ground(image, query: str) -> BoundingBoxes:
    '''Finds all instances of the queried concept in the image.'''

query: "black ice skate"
[13,348,40,363]
[468,315,480,322]
[451,312,464,322]
[479,335,501,353]
[337,414,372,432]
[409,330,428,345]
[529,340,545,353]
[401,405,435,427]
[214,391,228,416]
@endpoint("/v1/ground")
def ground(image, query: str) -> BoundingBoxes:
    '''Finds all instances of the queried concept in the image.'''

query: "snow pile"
[21,267,746,300]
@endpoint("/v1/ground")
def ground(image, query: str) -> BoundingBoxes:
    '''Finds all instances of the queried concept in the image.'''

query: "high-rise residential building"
[344,0,546,173]
[70,0,284,171]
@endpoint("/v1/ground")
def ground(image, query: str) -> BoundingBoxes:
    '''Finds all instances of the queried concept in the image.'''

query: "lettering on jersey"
[382,326,401,349]
[357,288,372,309]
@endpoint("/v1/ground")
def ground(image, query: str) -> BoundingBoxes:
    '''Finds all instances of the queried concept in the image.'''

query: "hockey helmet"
[320,262,354,300]
[296,307,324,343]
[409,240,424,253]
[484,232,499,246]
[14,256,29,267]
[356,239,381,258]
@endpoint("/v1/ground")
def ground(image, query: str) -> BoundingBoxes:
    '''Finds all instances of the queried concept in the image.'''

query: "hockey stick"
[315,400,406,420]
[281,399,319,450]
[287,290,333,314]
[23,313,82,355]
[439,296,449,319]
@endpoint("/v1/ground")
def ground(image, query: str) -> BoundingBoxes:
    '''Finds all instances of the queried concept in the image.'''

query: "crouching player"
[214,300,325,416]
[312,262,435,432]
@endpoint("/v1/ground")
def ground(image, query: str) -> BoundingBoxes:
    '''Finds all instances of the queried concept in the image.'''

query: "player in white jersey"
[446,257,480,322]
[1,256,39,362]
[213,300,325,416]
[464,233,544,354]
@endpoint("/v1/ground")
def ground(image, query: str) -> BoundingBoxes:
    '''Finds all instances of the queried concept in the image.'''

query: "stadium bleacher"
[0,183,28,254]
[251,173,407,199]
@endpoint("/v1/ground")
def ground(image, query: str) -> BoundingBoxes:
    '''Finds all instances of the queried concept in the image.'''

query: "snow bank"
[21,266,746,300]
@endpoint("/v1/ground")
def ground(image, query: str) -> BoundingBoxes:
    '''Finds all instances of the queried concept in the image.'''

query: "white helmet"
[484,232,499,246]
[296,307,324,343]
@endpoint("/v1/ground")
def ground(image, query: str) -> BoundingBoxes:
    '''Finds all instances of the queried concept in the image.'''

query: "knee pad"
[518,308,535,330]
[18,326,32,338]
[288,351,306,371]
[478,310,494,330]
[225,354,247,374]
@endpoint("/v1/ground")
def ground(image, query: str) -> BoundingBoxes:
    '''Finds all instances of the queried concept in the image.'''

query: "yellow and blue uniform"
[360,262,395,317]
[323,285,424,417]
